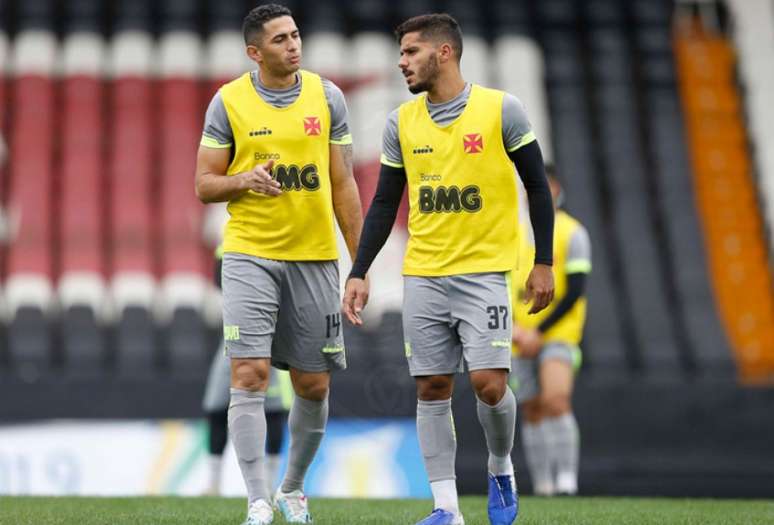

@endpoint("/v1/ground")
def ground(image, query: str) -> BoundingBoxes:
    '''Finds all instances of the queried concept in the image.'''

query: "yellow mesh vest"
[398,85,519,276]
[219,70,338,261]
[512,210,588,349]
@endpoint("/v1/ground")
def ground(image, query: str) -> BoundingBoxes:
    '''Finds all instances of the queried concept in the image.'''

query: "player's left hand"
[342,276,370,326]
[524,263,554,314]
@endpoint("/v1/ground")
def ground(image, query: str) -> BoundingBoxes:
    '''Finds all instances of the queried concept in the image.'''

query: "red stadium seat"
[158,76,208,310]
[5,74,55,313]
[108,76,156,310]
[59,74,105,310]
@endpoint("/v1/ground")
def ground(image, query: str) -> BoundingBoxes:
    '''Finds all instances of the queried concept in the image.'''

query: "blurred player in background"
[201,204,292,496]
[343,13,554,525]
[511,167,590,496]
[195,4,363,524]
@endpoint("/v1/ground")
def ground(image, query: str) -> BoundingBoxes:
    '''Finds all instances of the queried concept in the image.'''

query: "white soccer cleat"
[243,499,274,525]
[274,488,313,523]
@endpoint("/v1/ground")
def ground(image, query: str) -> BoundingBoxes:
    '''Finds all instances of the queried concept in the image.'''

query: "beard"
[408,55,440,94]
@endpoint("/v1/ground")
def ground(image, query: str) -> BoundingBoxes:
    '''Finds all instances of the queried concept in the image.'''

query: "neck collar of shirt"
[426,82,471,108]
[252,70,301,93]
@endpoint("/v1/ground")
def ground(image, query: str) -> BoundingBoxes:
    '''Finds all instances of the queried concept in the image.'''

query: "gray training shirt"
[380,83,533,167]
[201,70,352,148]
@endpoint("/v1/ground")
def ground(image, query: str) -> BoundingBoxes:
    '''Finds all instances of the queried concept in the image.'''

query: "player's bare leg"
[471,369,519,524]
[230,358,273,523]
[275,369,330,523]
[539,358,578,495]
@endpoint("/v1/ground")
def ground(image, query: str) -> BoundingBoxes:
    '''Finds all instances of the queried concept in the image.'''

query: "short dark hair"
[243,4,293,45]
[395,13,463,61]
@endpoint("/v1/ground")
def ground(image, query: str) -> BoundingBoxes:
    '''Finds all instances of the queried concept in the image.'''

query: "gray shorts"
[201,341,291,413]
[221,253,346,373]
[510,342,581,403]
[402,272,513,376]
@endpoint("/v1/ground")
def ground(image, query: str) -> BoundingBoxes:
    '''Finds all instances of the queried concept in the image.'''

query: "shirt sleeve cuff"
[380,154,404,169]
[506,130,536,152]
[330,133,353,145]
[565,259,592,274]
[200,135,232,149]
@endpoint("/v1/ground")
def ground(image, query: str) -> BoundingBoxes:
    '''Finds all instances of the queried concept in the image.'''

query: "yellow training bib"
[219,70,338,261]
[513,210,589,348]
[398,85,519,276]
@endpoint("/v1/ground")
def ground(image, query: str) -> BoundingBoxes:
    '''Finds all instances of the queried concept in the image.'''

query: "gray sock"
[476,388,517,475]
[228,388,268,505]
[522,421,553,490]
[281,395,328,493]
[417,398,457,482]
[543,413,580,480]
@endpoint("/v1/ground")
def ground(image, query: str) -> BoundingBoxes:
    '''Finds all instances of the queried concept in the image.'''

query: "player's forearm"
[508,141,554,266]
[349,164,406,279]
[196,171,248,203]
[537,273,586,333]
[332,177,364,262]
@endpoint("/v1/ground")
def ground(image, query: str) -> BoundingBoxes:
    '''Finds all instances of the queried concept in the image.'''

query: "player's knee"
[470,370,507,406]
[541,393,571,418]
[416,375,454,401]
[291,372,330,401]
[296,382,329,402]
[474,381,507,406]
[231,360,270,391]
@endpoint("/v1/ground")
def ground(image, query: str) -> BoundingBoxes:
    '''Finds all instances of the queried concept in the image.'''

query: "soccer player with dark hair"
[195,4,364,524]
[201,245,293,498]
[343,13,555,525]
[511,168,590,497]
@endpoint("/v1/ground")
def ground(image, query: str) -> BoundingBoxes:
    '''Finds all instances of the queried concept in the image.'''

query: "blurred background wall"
[0,0,772,498]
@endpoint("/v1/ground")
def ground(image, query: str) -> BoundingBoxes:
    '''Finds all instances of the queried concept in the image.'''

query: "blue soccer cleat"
[487,473,519,525]
[415,508,465,525]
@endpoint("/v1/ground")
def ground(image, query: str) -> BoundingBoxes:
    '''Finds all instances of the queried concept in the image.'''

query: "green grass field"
[1,495,772,524]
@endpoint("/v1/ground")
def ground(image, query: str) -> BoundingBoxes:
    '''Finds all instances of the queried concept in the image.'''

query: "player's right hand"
[239,159,281,196]
[342,276,369,326]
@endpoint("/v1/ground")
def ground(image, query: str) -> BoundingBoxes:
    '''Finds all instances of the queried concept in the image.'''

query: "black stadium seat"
[8,307,52,380]
[166,307,208,377]
[62,306,104,379]
[116,306,157,378]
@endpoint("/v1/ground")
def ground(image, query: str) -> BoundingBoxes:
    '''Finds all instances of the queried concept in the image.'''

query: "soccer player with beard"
[343,13,555,525]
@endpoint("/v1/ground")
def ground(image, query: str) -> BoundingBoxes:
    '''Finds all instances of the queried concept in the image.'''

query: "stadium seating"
[0,0,770,387]
[675,16,774,382]
[157,1,209,375]
[540,15,631,373]
[6,28,57,379]
[59,31,107,378]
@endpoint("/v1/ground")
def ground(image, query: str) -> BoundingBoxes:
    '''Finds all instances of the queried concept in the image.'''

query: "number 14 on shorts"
[325,313,341,338]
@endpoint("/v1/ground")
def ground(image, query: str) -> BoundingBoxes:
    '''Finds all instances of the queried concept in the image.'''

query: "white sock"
[488,453,515,477]
[430,479,459,515]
